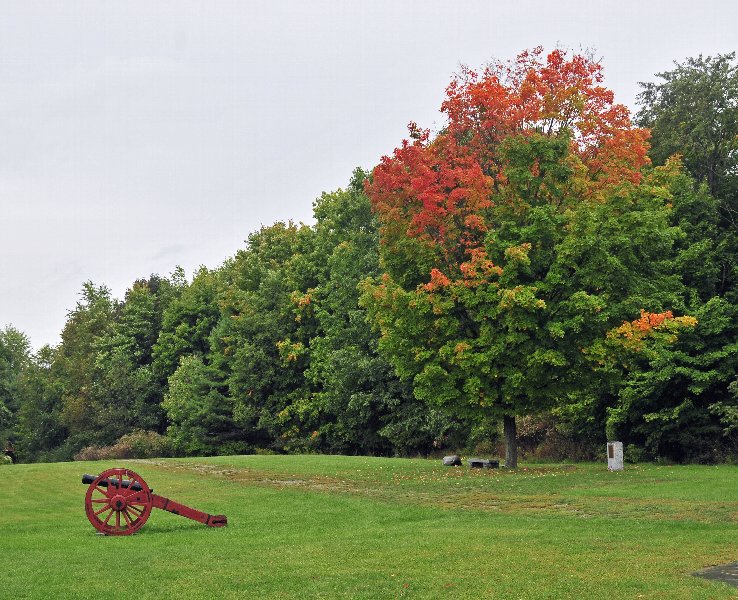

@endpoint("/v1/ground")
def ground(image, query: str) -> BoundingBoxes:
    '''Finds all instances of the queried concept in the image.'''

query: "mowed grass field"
[2,457,738,599]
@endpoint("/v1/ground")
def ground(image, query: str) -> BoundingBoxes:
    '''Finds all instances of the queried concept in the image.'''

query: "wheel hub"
[111,494,127,511]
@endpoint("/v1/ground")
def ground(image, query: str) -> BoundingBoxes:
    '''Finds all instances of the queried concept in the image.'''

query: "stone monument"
[607,441,623,471]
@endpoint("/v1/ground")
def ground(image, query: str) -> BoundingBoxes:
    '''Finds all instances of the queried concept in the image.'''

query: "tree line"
[2,49,737,465]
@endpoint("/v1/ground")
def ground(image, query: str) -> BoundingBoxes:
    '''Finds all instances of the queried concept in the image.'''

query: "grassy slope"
[2,456,738,599]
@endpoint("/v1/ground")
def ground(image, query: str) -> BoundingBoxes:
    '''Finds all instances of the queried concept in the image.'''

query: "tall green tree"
[0,326,31,449]
[153,267,220,386]
[96,275,180,434]
[637,52,738,300]
[633,54,738,461]
[162,354,233,455]
[14,345,67,462]
[219,222,320,452]
[637,53,738,205]
[308,170,464,455]
[55,283,118,449]
[152,267,241,454]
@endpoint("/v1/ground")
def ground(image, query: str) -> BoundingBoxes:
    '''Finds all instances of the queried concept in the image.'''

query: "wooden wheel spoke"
[96,508,113,523]
[121,509,132,527]
[93,505,111,517]
[125,507,141,523]
[124,475,141,497]
[91,498,110,504]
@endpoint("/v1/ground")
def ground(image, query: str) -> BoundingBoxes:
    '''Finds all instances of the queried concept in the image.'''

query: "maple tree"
[361,48,686,467]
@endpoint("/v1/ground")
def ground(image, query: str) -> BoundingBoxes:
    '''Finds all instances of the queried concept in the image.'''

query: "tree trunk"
[504,414,518,469]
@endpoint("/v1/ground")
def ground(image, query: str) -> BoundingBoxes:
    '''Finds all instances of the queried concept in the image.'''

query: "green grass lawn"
[2,456,738,599]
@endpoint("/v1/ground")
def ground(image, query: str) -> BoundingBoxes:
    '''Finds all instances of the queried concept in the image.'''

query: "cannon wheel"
[84,468,153,535]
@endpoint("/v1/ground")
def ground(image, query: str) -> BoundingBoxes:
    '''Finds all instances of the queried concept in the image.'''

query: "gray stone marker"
[442,455,462,466]
[607,441,623,471]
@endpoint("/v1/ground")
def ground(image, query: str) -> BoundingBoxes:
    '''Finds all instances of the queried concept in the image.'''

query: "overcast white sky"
[1,1,736,349]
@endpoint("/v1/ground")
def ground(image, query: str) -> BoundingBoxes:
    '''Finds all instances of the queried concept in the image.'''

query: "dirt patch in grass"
[136,459,738,524]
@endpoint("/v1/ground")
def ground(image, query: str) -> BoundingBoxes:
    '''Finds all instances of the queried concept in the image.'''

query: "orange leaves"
[459,248,503,283]
[368,46,651,223]
[424,268,451,291]
[424,247,504,293]
[585,127,651,188]
[609,310,698,352]
[292,291,312,308]
[290,290,314,323]
[276,339,305,364]
[631,310,674,332]
[454,342,471,355]
[615,309,695,337]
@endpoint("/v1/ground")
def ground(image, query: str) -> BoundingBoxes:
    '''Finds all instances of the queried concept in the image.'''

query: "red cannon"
[82,467,227,535]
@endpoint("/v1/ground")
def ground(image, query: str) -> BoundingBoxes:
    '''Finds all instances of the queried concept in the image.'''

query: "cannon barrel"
[82,473,145,492]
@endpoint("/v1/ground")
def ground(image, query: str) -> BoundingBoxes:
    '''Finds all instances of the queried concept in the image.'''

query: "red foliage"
[366,48,651,287]
[439,47,650,186]
[368,127,493,249]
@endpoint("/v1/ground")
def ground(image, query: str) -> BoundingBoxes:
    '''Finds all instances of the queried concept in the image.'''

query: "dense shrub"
[74,430,172,461]
[517,414,601,462]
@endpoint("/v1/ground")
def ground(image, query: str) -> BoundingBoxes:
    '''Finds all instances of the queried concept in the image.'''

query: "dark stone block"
[468,458,499,469]
[442,455,462,466]
[694,563,738,588]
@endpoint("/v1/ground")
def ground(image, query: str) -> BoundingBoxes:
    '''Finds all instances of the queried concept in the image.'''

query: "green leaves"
[637,53,738,201]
